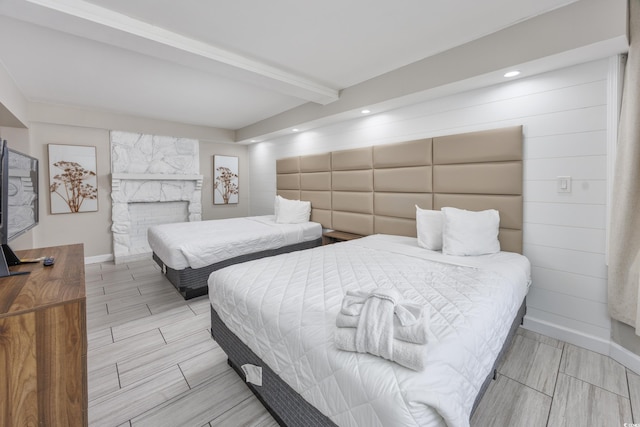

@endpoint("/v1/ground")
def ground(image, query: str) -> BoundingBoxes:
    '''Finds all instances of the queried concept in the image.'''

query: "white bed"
[149,215,322,298]
[208,234,530,427]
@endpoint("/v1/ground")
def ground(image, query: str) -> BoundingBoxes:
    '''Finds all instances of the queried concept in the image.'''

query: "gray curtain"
[608,0,640,330]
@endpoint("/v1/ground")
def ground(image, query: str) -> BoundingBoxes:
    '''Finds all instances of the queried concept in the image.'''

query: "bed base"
[153,238,322,299]
[211,306,335,426]
[210,300,526,426]
[472,300,526,414]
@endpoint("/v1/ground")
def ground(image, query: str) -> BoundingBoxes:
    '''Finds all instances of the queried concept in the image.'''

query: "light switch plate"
[557,176,571,193]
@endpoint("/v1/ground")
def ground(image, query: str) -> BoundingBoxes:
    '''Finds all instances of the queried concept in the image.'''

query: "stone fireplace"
[110,131,203,264]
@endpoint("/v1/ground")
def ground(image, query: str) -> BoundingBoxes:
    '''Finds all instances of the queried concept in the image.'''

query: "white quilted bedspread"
[208,234,530,427]
[147,215,321,270]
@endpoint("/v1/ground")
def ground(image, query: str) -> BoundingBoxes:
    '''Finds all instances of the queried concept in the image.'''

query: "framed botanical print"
[48,144,98,214]
[213,155,239,204]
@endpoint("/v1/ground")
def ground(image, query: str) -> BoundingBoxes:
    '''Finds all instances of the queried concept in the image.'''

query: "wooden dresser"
[0,244,87,427]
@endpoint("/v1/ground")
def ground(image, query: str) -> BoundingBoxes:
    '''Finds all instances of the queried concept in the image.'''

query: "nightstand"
[322,230,363,245]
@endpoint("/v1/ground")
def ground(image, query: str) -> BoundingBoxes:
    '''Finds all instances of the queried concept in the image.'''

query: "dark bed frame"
[153,238,322,299]
[210,300,526,426]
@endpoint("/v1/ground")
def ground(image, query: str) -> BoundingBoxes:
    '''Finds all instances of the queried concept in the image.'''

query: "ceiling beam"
[24,0,340,105]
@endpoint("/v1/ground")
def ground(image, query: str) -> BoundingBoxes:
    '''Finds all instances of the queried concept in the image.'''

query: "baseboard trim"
[85,253,113,264]
[609,342,640,375]
[524,315,640,375]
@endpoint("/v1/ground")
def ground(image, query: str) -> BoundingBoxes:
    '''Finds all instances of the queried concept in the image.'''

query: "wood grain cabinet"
[0,244,87,427]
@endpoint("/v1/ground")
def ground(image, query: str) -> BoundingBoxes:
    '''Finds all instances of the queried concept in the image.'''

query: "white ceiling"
[0,0,579,133]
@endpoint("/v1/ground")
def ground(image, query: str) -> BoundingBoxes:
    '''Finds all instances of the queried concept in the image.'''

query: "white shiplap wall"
[248,59,610,349]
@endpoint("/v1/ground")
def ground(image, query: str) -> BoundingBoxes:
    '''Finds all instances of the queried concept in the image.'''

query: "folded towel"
[354,287,399,360]
[338,288,430,344]
[336,304,430,344]
[335,327,427,371]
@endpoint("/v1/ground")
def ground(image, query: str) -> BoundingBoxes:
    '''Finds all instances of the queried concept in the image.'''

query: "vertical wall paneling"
[248,58,613,350]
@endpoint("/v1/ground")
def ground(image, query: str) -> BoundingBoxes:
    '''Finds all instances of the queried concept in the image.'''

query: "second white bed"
[149,215,322,298]
[148,215,321,270]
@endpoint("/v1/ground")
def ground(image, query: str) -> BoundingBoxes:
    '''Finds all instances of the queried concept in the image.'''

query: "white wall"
[249,59,610,350]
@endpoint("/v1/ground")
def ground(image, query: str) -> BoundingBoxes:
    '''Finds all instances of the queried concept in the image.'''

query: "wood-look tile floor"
[86,259,640,427]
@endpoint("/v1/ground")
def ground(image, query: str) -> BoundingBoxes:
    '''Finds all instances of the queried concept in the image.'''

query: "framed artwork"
[48,144,98,214]
[213,155,239,204]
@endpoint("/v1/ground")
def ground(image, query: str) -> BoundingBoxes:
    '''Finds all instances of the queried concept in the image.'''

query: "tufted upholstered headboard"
[276,125,523,253]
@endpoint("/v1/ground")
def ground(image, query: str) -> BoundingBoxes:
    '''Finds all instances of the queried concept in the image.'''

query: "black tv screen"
[0,140,39,276]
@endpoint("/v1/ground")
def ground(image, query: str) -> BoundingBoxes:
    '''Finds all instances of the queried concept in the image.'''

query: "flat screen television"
[0,139,39,277]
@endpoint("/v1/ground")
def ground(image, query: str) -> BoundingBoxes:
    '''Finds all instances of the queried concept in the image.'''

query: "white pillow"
[441,207,500,256]
[275,196,311,224]
[274,195,282,217]
[415,206,443,250]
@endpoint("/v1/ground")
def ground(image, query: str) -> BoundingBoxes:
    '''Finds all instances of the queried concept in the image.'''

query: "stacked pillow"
[415,206,500,256]
[274,195,311,224]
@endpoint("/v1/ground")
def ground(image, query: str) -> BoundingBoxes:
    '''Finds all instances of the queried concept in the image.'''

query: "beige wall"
[28,122,112,256]
[1,104,247,259]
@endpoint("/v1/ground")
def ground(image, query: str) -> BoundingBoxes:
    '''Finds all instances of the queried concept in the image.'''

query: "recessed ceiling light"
[292,128,299,132]
[361,109,371,114]
[504,70,520,78]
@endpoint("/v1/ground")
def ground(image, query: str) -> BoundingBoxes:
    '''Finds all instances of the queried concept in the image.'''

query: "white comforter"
[147,215,322,270]
[208,234,531,427]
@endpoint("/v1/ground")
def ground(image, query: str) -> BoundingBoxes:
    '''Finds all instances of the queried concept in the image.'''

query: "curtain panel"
[608,0,640,331]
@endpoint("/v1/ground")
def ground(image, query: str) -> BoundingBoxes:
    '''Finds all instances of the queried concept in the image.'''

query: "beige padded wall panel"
[371,138,433,237]
[431,126,523,253]
[301,172,331,191]
[276,157,300,173]
[373,138,432,168]
[331,147,373,171]
[433,162,522,195]
[375,216,417,237]
[374,166,432,192]
[374,193,432,219]
[296,155,331,228]
[276,173,300,190]
[433,194,523,230]
[276,157,302,209]
[311,210,331,229]
[497,229,523,254]
[301,191,331,210]
[277,189,300,200]
[330,147,373,235]
[433,126,523,165]
[332,170,374,192]
[333,192,373,215]
[300,153,331,172]
[332,211,374,236]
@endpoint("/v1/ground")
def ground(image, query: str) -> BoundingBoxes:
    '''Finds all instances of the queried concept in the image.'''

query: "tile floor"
[85,258,640,426]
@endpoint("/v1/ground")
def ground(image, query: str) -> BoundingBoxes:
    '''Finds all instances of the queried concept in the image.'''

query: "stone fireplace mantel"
[112,173,203,184]
[111,173,204,264]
